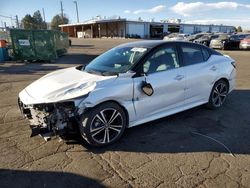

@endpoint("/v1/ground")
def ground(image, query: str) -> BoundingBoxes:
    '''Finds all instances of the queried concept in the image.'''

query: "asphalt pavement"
[0,38,250,188]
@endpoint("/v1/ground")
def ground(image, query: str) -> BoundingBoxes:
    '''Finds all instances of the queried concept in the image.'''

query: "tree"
[50,14,69,30]
[21,14,36,29]
[33,10,46,29]
[232,26,237,33]
[237,26,243,33]
[21,10,47,29]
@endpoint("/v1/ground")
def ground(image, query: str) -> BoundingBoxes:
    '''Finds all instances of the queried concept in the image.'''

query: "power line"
[0,14,12,19]
[0,14,16,28]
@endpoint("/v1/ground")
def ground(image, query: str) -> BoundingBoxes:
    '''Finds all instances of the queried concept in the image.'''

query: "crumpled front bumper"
[18,97,79,139]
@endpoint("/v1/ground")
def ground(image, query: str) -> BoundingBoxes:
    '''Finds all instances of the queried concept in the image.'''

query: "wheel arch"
[208,77,230,101]
[84,100,130,126]
[215,77,229,89]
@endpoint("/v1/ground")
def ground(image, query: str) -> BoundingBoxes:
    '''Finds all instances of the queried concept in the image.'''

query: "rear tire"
[207,79,229,109]
[78,102,127,147]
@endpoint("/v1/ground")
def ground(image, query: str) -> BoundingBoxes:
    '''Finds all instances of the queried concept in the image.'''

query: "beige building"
[59,18,235,39]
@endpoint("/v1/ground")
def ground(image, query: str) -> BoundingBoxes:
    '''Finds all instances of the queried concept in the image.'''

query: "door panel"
[180,44,218,104]
[132,45,185,120]
[184,61,218,104]
[133,68,185,120]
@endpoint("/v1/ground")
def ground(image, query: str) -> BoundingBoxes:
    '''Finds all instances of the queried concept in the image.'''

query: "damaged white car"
[18,41,236,147]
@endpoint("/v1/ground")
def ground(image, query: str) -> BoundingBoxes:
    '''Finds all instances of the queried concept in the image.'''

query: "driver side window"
[143,46,180,74]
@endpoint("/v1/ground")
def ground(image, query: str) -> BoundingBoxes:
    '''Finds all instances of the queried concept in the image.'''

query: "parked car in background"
[18,40,236,147]
[193,34,220,46]
[240,35,250,49]
[210,33,250,50]
[185,33,208,42]
[179,33,190,38]
[163,33,186,41]
[210,34,231,50]
[163,32,178,40]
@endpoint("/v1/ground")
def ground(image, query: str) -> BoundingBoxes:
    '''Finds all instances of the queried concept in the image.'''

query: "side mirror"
[141,81,154,96]
[76,65,83,70]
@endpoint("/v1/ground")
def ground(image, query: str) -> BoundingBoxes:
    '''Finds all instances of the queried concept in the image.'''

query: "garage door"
[127,23,145,38]
[200,26,210,32]
[211,26,220,33]
[183,26,194,34]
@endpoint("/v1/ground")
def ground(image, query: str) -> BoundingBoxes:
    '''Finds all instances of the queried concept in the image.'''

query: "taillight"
[231,61,236,69]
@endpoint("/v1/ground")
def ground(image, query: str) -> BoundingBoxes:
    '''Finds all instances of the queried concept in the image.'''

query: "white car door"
[180,44,219,104]
[132,45,186,121]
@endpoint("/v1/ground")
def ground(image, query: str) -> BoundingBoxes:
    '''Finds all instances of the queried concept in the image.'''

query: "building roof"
[59,18,234,28]
[59,18,126,27]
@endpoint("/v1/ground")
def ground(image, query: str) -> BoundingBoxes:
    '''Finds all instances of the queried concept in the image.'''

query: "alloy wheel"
[212,82,228,107]
[90,108,124,144]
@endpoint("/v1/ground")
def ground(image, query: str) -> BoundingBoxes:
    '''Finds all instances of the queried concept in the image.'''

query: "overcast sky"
[1,0,250,29]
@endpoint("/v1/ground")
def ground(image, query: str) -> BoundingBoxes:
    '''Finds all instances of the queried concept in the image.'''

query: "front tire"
[79,102,127,147]
[207,79,229,109]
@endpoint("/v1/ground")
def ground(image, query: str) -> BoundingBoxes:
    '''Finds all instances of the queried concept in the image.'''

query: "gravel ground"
[0,38,250,188]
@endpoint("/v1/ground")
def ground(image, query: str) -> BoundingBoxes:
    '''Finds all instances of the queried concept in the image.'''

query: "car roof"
[117,40,166,48]
[116,40,202,49]
[235,33,250,35]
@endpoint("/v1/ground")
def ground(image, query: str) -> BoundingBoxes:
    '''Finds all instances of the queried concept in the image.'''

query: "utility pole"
[42,8,47,29]
[1,21,3,31]
[73,1,79,23]
[60,1,64,24]
[42,8,46,22]
[15,15,19,28]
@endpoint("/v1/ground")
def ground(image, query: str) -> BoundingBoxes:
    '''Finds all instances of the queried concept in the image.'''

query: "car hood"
[211,38,227,42]
[195,38,208,42]
[19,67,114,104]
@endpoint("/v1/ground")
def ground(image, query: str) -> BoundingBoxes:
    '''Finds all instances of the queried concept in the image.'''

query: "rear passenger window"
[181,46,204,66]
[202,48,210,61]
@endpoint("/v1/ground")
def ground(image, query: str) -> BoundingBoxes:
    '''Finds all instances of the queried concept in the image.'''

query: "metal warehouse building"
[59,18,235,38]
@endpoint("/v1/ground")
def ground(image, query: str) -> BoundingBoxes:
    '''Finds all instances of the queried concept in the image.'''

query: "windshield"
[218,34,229,40]
[84,46,148,75]
[168,33,179,38]
[199,35,210,40]
[186,35,196,40]
[238,34,250,40]
[187,34,203,40]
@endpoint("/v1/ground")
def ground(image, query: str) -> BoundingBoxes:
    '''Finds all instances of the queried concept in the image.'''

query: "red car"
[240,35,250,49]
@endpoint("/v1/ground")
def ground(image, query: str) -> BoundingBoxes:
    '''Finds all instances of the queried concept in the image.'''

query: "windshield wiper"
[86,69,102,75]
[101,71,119,76]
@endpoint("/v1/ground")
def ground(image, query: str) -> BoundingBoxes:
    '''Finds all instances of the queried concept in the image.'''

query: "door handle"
[174,75,184,81]
[210,66,217,71]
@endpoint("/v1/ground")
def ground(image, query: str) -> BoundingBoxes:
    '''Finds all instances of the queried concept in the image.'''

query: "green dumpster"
[10,29,69,61]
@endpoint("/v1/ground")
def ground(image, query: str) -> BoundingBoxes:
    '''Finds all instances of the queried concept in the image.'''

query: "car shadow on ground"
[0,53,97,74]
[65,89,250,156]
[0,63,62,75]
[56,53,97,65]
[0,169,105,188]
[70,44,95,48]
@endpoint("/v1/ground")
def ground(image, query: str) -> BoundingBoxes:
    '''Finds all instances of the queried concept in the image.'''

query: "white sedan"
[18,41,236,147]
[163,33,188,41]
